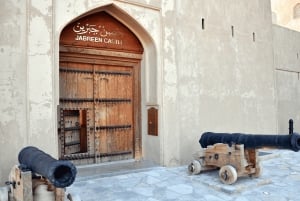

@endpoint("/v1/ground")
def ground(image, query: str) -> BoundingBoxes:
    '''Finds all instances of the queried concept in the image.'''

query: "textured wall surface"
[273,25,300,134]
[161,0,277,165]
[0,0,56,184]
[0,0,28,184]
[27,0,56,153]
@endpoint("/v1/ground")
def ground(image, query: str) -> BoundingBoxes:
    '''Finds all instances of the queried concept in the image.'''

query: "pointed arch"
[57,3,159,164]
[61,3,158,104]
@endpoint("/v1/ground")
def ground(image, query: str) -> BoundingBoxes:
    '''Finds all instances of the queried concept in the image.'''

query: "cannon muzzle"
[18,146,77,188]
[199,132,300,152]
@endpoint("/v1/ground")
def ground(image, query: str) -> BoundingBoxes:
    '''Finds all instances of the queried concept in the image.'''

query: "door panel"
[59,61,135,162]
[59,109,88,155]
[93,65,134,156]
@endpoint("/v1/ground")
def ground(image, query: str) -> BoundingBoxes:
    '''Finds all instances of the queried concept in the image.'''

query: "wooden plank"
[59,60,139,162]
[55,188,65,201]
[60,45,143,59]
[133,63,141,159]
[80,110,88,153]
[9,166,33,201]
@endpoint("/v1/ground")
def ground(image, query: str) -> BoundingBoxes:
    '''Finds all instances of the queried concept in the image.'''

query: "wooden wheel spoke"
[219,165,237,185]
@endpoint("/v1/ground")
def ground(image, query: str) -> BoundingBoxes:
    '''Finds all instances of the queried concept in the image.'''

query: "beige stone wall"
[162,0,277,165]
[0,0,28,185]
[273,25,300,133]
[0,0,56,184]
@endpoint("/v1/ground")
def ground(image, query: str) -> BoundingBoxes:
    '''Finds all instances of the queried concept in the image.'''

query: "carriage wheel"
[188,160,202,175]
[219,165,237,184]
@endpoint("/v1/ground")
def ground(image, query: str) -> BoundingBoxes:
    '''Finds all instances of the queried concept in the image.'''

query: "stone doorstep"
[75,159,160,182]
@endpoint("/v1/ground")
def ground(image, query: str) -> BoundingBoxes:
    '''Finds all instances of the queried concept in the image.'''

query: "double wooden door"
[59,58,139,162]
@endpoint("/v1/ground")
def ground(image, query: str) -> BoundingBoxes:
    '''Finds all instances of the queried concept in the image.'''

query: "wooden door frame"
[59,45,142,160]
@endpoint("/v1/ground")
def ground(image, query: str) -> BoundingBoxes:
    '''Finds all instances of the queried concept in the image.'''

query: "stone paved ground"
[67,150,300,201]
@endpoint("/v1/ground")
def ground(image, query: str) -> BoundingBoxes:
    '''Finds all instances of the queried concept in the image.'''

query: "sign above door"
[60,11,143,53]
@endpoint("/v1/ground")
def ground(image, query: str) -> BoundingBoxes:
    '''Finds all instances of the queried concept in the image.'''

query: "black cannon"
[199,132,300,152]
[188,132,300,184]
[18,146,77,188]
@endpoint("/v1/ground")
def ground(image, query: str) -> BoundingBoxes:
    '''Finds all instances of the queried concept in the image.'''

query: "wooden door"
[59,11,143,163]
[59,60,138,162]
[94,64,134,160]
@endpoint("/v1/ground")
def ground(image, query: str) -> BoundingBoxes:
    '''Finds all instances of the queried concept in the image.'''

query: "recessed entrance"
[58,11,143,164]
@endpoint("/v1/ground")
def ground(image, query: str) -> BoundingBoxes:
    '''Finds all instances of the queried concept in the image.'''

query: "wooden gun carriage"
[6,146,77,201]
[188,132,300,184]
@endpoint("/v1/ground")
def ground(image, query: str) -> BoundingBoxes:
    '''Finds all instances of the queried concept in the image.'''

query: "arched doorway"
[58,11,143,164]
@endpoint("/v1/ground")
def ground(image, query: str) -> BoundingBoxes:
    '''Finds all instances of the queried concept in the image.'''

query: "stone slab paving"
[67,150,300,201]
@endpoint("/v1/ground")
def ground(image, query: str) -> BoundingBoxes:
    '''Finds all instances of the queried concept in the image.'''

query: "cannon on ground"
[188,132,300,184]
[6,146,77,201]
[18,146,77,188]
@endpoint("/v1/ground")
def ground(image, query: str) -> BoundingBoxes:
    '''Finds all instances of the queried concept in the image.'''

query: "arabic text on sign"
[73,23,117,37]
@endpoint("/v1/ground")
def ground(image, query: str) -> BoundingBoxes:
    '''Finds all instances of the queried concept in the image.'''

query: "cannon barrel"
[18,146,77,188]
[199,132,300,152]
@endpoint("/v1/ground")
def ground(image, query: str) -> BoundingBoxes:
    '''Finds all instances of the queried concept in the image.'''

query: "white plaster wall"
[0,0,28,185]
[27,0,57,155]
[273,25,300,72]
[273,25,300,133]
[161,0,277,165]
[0,0,57,185]
[161,0,180,166]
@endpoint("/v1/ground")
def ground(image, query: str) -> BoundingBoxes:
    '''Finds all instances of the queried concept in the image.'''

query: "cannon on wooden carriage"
[188,132,300,184]
[6,146,77,201]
